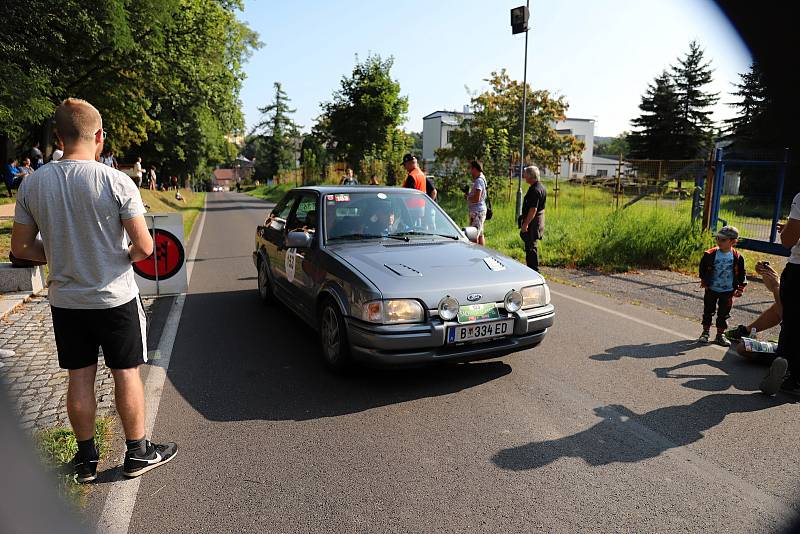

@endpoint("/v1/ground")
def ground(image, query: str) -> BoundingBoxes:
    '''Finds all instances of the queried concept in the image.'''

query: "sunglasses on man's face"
[95,128,107,140]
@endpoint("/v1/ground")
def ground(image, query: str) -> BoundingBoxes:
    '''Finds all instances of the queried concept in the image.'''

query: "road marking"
[97,196,207,534]
[550,288,727,353]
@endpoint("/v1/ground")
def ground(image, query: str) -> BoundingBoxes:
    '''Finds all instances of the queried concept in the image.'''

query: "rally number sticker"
[285,248,297,283]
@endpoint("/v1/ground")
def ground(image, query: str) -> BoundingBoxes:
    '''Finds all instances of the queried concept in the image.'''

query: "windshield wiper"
[328,233,409,242]
[389,231,459,240]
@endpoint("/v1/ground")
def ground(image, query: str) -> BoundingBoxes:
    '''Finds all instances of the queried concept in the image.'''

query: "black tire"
[257,254,275,304]
[318,299,351,371]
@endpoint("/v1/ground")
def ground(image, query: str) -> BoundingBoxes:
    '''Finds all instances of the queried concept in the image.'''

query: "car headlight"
[521,284,550,308]
[438,296,459,321]
[361,299,424,324]
[504,290,523,312]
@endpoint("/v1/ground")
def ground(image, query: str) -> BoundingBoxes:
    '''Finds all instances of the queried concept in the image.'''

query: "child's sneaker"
[698,331,710,343]
[760,357,788,395]
[724,325,750,341]
[715,333,731,347]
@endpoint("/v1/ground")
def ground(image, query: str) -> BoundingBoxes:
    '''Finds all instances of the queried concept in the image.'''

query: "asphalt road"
[124,192,799,533]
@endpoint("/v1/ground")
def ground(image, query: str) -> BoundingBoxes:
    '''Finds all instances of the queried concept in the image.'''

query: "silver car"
[253,186,554,369]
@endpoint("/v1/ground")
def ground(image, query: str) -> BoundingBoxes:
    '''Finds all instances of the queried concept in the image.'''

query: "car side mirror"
[463,226,479,243]
[286,231,312,249]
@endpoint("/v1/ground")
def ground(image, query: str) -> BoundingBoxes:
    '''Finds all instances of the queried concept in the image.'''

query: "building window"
[597,169,608,177]
[446,129,455,144]
[572,159,583,172]
[575,135,585,143]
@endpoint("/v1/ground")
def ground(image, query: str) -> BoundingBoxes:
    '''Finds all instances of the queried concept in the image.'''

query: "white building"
[421,109,473,161]
[422,110,597,178]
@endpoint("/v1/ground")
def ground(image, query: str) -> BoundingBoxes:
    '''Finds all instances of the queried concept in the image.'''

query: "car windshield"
[324,191,462,243]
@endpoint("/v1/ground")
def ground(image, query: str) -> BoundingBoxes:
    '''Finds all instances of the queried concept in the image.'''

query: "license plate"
[447,319,514,344]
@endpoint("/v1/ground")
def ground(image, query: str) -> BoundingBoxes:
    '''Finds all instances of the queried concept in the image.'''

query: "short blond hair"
[524,165,540,180]
[54,98,102,144]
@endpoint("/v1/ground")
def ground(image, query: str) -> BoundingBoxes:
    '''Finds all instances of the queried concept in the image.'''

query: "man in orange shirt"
[401,154,436,200]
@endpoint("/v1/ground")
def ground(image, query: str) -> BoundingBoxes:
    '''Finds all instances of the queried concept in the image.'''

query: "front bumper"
[346,304,555,366]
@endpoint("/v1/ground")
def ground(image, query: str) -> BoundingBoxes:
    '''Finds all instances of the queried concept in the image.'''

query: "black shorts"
[51,297,147,370]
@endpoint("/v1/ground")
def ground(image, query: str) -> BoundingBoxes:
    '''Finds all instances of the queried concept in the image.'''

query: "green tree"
[251,82,301,180]
[628,72,683,159]
[595,132,630,157]
[320,54,409,173]
[671,41,719,158]
[438,69,583,191]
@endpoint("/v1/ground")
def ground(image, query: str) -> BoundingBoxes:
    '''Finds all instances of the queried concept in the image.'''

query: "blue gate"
[705,147,790,257]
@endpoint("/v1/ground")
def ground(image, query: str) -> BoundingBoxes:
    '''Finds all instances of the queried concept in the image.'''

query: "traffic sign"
[133,213,189,296]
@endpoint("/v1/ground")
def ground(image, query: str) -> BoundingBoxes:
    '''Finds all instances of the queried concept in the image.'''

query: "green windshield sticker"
[457,303,499,323]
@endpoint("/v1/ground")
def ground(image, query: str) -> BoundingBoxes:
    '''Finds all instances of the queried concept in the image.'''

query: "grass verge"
[34,416,113,506]
[0,219,11,259]
[139,188,206,239]
[245,183,293,203]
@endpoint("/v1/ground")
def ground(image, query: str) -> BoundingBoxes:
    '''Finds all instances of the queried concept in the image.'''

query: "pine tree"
[252,82,301,180]
[628,71,682,159]
[725,61,777,149]
[671,41,719,158]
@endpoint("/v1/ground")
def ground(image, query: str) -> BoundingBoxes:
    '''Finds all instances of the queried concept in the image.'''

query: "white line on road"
[97,196,207,534]
[550,288,727,353]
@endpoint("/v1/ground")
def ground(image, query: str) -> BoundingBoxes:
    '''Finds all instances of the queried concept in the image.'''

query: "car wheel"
[319,300,351,370]
[257,255,275,304]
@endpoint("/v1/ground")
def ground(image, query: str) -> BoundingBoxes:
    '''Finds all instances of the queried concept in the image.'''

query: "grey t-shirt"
[469,174,487,212]
[14,160,146,309]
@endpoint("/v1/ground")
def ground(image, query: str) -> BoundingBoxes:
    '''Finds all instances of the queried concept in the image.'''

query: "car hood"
[328,239,545,308]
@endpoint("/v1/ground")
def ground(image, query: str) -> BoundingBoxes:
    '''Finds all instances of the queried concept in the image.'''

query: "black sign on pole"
[511,5,529,34]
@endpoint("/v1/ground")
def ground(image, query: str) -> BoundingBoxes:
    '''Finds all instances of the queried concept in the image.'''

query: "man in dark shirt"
[519,165,546,271]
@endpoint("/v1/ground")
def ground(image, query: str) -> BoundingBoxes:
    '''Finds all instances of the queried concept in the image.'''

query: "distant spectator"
[369,174,380,185]
[465,160,488,246]
[133,157,143,188]
[30,142,44,169]
[18,158,35,178]
[519,165,546,271]
[340,168,358,186]
[170,175,178,191]
[4,158,23,196]
[401,153,436,200]
[147,166,157,191]
[100,149,117,168]
[51,139,64,162]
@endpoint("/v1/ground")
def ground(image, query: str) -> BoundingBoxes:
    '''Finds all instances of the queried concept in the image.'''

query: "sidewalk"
[0,202,15,218]
[0,292,157,431]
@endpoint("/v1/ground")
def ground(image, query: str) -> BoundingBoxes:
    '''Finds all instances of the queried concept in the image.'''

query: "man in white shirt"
[133,156,143,188]
[760,191,800,396]
[11,98,177,482]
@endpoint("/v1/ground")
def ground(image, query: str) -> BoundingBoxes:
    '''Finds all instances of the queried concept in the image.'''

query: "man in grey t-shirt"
[465,160,487,246]
[11,98,177,482]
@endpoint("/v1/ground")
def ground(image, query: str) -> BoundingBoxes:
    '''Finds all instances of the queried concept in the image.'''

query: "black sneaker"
[724,325,750,341]
[780,376,800,396]
[760,357,788,396]
[72,453,98,483]
[123,441,178,478]
[715,333,732,347]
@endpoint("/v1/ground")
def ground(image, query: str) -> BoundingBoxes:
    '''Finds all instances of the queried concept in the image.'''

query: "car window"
[287,193,318,233]
[272,194,295,220]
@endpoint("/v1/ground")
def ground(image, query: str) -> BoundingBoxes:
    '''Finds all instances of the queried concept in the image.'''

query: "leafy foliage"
[249,83,301,180]
[318,54,409,174]
[0,0,259,179]
[595,132,630,158]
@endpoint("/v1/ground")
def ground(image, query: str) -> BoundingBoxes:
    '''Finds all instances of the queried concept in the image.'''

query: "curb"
[0,290,40,321]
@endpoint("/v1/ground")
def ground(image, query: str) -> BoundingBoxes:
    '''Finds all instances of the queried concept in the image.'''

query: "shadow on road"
[652,348,772,392]
[166,289,512,422]
[591,339,699,361]
[492,393,786,471]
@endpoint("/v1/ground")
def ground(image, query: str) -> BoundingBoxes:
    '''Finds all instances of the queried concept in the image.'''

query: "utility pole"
[511,2,530,220]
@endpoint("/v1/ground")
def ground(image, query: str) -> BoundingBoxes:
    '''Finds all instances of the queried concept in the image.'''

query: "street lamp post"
[511,2,531,220]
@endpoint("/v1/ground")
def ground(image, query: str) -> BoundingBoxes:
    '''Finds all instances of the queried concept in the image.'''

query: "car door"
[282,192,320,320]
[260,193,297,299]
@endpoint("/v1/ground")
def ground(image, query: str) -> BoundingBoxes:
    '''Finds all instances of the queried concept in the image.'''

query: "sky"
[237,0,752,138]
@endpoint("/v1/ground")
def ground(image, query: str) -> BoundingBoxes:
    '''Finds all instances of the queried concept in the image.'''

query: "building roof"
[213,168,235,182]
[560,117,595,122]
[422,110,474,120]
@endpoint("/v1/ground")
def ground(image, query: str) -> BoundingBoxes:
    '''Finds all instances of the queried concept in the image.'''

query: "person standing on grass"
[760,191,800,396]
[30,142,44,169]
[465,160,488,246]
[340,168,358,186]
[148,165,157,191]
[10,98,177,483]
[519,165,546,271]
[698,226,746,346]
[133,157,143,188]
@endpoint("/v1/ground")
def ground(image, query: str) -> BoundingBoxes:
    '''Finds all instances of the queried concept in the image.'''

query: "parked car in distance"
[253,186,555,369]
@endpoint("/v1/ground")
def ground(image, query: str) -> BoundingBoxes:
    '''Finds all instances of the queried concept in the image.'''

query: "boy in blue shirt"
[698,226,747,346]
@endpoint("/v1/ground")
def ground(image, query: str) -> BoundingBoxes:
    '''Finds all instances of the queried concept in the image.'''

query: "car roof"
[292,186,425,195]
